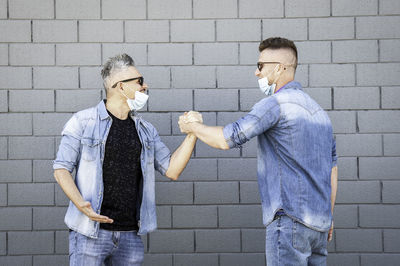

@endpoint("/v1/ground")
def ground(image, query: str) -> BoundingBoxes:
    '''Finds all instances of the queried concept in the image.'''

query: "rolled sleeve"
[152,127,171,176]
[331,136,337,167]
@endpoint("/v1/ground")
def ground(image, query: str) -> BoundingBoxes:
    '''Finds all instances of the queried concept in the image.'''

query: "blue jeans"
[266,215,328,266]
[69,229,144,266]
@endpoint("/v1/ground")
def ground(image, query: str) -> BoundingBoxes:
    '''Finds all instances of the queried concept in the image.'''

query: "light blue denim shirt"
[53,100,171,238]
[223,81,337,232]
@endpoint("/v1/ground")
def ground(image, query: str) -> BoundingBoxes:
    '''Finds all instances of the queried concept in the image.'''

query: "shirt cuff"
[222,124,237,149]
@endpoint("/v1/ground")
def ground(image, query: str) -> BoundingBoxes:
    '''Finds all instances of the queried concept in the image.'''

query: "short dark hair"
[259,37,298,69]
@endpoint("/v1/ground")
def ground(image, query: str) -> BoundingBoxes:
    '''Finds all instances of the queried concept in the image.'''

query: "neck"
[106,96,131,120]
[274,77,294,92]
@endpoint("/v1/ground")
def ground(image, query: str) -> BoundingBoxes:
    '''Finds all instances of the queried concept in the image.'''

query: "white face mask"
[122,90,149,111]
[258,77,276,96]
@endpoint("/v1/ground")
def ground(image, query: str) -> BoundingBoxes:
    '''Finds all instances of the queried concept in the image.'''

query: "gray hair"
[101,53,135,89]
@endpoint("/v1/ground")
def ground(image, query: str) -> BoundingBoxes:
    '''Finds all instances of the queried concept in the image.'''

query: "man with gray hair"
[53,53,201,265]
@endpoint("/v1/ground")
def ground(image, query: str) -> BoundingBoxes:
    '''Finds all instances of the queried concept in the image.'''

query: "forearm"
[330,166,338,214]
[54,169,85,208]
[190,122,229,150]
[165,134,197,180]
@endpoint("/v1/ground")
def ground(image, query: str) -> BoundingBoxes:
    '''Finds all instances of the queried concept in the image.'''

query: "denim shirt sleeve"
[331,136,337,167]
[223,96,281,148]
[53,114,82,173]
[152,126,171,176]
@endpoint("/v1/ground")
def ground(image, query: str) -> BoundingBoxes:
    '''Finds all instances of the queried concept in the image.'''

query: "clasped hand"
[178,111,203,134]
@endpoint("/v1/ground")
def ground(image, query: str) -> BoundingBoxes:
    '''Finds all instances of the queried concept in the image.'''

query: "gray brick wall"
[0,1,399,265]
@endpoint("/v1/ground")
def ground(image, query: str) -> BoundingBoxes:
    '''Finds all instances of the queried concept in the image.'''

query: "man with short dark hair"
[179,37,338,265]
[53,53,201,265]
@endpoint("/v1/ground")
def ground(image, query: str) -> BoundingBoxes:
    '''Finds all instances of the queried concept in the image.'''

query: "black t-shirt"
[100,111,142,231]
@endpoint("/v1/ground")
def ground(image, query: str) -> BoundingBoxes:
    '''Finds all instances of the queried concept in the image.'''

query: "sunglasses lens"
[139,77,144,86]
[257,63,262,71]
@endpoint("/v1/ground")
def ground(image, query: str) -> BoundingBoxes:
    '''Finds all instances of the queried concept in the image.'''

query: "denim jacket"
[53,100,171,238]
[223,81,337,232]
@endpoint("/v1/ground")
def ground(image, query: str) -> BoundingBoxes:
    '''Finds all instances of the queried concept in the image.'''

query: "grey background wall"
[0,0,399,265]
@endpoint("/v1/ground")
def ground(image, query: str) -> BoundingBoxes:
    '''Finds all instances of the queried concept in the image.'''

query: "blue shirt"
[53,100,171,238]
[223,81,337,232]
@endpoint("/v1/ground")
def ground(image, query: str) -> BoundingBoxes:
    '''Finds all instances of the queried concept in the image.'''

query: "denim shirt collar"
[275,80,302,94]
[97,99,140,121]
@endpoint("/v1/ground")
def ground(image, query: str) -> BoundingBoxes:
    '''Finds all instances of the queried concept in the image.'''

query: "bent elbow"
[165,170,179,181]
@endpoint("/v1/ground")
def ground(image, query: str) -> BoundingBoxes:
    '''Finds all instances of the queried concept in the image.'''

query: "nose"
[255,68,261,77]
[142,83,148,91]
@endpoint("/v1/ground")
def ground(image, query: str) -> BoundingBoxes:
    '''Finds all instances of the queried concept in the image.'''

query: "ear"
[276,64,285,74]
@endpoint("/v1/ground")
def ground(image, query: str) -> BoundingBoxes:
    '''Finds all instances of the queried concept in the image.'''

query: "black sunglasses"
[257,61,281,71]
[112,76,144,88]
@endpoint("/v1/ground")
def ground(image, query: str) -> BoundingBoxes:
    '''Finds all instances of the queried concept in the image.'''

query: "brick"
[194,181,239,204]
[384,230,400,252]
[33,20,77,43]
[333,205,358,228]
[149,230,194,252]
[361,255,400,266]
[195,140,241,158]
[217,66,258,88]
[79,21,123,43]
[173,206,217,228]
[79,67,103,89]
[125,21,169,43]
[33,160,56,182]
[171,20,214,42]
[148,0,191,19]
[217,111,248,126]
[0,137,6,159]
[56,44,101,66]
[333,40,378,63]
[0,256,32,265]
[219,205,263,228]
[175,254,218,266]
[148,44,192,66]
[10,90,54,112]
[9,0,53,18]
[0,184,6,205]
[240,181,260,203]
[309,18,354,40]
[357,16,400,39]
[56,0,100,19]
[310,64,355,87]
[34,67,78,89]
[0,113,32,135]
[155,182,193,205]
[296,41,331,64]
[336,134,382,156]
[56,89,101,112]
[196,229,240,252]
[102,0,145,19]
[55,230,68,254]
[239,42,260,65]
[294,64,309,87]
[358,111,400,133]
[33,255,68,266]
[217,19,260,42]
[194,43,238,65]
[332,0,377,16]
[172,158,217,181]
[0,44,7,65]
[327,254,360,266]
[194,0,237,18]
[285,0,329,17]
[102,44,146,66]
[384,134,400,156]
[0,20,31,42]
[0,207,32,230]
[9,136,54,159]
[0,160,32,182]
[360,205,400,228]
[156,206,171,228]
[8,183,54,206]
[8,231,54,255]
[0,0,6,18]
[303,87,332,110]
[195,89,238,111]
[336,181,380,203]
[358,63,400,86]
[218,158,258,180]
[360,157,400,180]
[148,89,192,111]
[380,0,400,15]
[172,66,216,89]
[33,207,67,230]
[334,87,379,110]
[263,19,307,41]
[137,66,170,89]
[241,229,265,252]
[239,89,265,111]
[336,229,382,252]
[0,232,5,255]
[139,112,171,135]
[220,254,265,266]
[55,185,69,206]
[383,181,400,203]
[0,67,32,89]
[327,111,356,134]
[157,136,185,156]
[380,40,400,62]
[0,90,6,113]
[239,0,283,18]
[144,254,172,266]
[337,157,358,180]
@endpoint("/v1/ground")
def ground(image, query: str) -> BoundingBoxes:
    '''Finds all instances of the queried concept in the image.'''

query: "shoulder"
[62,106,97,138]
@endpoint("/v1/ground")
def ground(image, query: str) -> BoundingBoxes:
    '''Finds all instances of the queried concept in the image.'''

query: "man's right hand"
[78,201,114,223]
